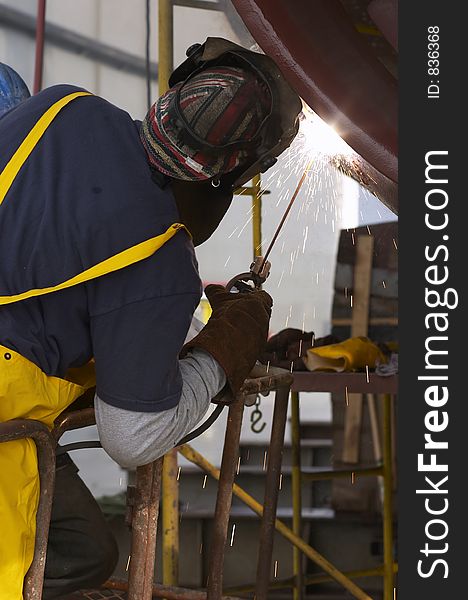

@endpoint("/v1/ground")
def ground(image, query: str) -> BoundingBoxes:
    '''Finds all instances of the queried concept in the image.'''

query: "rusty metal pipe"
[52,407,96,442]
[0,420,56,600]
[207,398,244,600]
[128,459,164,600]
[255,386,290,599]
[33,0,46,93]
[105,577,243,600]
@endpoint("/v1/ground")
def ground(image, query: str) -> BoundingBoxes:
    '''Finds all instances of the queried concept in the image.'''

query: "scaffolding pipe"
[382,394,394,600]
[158,0,179,589]
[178,444,372,600]
[290,392,304,600]
[33,0,46,93]
[251,174,262,258]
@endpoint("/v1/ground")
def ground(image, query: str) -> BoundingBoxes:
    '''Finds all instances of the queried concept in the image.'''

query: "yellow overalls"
[0,92,186,599]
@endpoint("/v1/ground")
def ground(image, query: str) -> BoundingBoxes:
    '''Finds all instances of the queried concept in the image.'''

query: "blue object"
[0,63,31,115]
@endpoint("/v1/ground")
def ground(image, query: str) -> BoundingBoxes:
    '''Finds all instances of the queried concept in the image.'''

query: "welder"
[0,39,302,599]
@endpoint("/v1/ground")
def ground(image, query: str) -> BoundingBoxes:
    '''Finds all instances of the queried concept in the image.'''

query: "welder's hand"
[181,284,273,399]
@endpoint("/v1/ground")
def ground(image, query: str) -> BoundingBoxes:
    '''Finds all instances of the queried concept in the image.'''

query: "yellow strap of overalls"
[0,91,187,306]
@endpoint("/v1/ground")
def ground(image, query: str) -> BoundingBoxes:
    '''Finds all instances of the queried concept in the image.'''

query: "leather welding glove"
[181,284,273,400]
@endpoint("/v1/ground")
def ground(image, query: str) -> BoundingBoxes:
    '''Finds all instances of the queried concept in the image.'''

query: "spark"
[367,225,372,235]
[290,361,294,373]
[392,238,398,250]
[298,339,303,357]
[302,226,309,253]
[199,543,203,554]
[236,456,241,475]
[224,256,231,268]
[177,467,181,481]
[350,294,353,308]
[266,360,270,373]
[382,280,387,289]
[125,555,131,572]
[277,270,285,288]
[202,475,207,489]
[237,214,254,237]
[366,365,370,383]
[351,232,355,245]
[344,286,348,298]
[119,477,123,487]
[246,449,250,462]
[351,472,356,484]
[263,450,268,471]
[274,560,279,578]
[279,473,283,490]
[228,226,239,239]
[230,524,236,547]
[345,386,349,406]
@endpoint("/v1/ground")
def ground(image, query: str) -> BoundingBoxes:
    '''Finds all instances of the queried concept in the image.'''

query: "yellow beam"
[178,444,372,600]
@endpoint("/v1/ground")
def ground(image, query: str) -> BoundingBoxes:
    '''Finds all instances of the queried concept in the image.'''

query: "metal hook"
[250,395,267,434]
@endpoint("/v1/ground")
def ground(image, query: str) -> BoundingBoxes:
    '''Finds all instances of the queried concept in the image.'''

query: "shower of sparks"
[279,473,283,490]
[236,456,241,475]
[274,560,279,578]
[263,450,268,471]
[345,386,349,406]
[177,466,181,481]
[230,524,236,547]
[366,365,370,383]
[125,555,131,572]
[202,475,207,489]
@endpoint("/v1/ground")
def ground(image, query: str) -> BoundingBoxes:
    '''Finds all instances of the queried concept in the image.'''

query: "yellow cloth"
[303,336,387,372]
[0,345,92,600]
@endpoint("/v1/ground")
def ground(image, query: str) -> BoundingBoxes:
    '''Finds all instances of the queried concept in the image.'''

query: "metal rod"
[252,174,262,258]
[290,391,304,600]
[158,0,178,590]
[260,159,314,271]
[128,459,164,600]
[302,465,383,481]
[158,0,173,95]
[178,445,372,600]
[255,386,289,599]
[0,420,56,600]
[382,394,394,600]
[207,398,244,599]
[33,0,46,93]
[105,577,243,599]
[162,451,180,586]
[225,564,397,594]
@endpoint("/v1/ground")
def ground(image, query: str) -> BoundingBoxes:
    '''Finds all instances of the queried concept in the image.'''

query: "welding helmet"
[147,37,302,189]
[0,63,30,116]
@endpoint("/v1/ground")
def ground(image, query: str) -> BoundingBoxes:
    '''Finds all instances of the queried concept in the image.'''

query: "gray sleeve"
[94,348,226,469]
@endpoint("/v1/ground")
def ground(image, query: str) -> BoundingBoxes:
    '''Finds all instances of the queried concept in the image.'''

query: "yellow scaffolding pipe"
[290,391,303,600]
[158,0,179,588]
[178,444,372,600]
